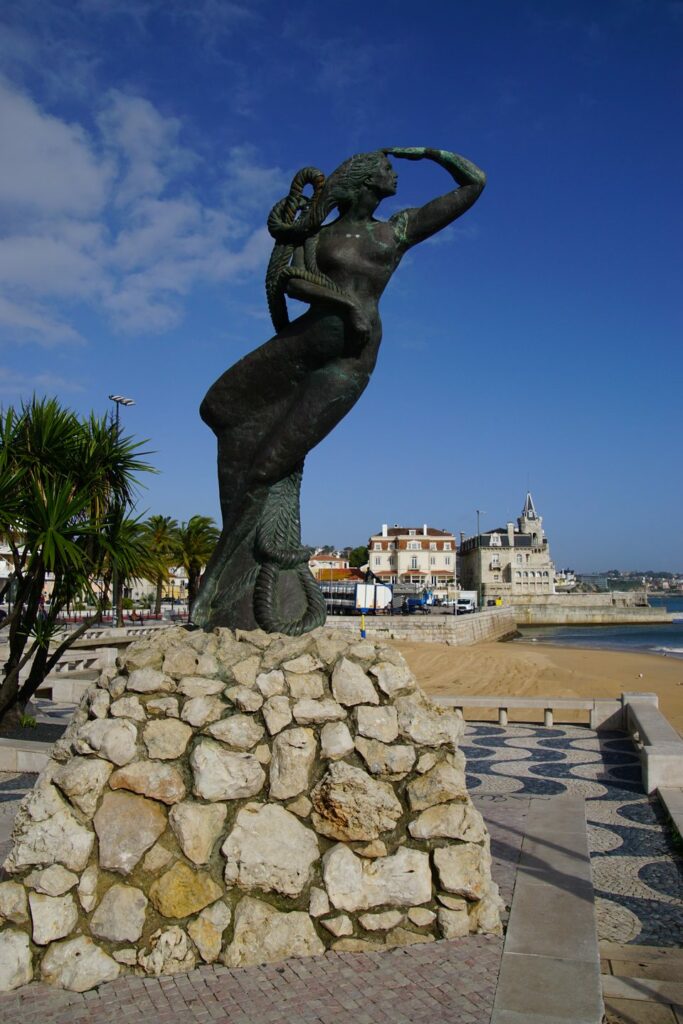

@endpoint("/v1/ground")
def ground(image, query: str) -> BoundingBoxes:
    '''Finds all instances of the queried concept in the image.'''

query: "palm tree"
[174,515,219,609]
[142,515,179,614]
[0,397,154,724]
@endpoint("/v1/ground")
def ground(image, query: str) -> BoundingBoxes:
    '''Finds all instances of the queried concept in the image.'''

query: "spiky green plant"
[174,515,219,609]
[0,397,155,723]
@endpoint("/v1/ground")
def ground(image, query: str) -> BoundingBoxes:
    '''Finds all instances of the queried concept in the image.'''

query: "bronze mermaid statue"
[191,147,486,635]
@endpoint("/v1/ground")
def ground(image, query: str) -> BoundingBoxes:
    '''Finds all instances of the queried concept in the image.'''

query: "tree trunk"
[20,614,99,708]
[116,579,124,628]
[22,644,49,707]
[155,576,163,616]
[0,636,39,721]
[0,570,44,720]
[188,568,200,611]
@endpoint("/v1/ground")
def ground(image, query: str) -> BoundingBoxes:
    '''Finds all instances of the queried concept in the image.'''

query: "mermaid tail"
[191,464,325,635]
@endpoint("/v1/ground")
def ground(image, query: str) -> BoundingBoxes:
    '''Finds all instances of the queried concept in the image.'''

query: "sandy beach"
[395,640,683,736]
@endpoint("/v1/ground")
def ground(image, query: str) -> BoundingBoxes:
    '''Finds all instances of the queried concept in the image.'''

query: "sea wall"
[512,604,672,626]
[511,591,648,609]
[326,608,518,646]
[326,601,670,639]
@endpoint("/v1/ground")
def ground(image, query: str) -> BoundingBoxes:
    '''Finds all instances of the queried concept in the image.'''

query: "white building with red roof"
[308,551,350,578]
[367,524,456,589]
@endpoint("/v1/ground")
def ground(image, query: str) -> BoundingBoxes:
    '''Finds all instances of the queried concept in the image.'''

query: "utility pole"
[476,509,486,611]
[108,395,135,627]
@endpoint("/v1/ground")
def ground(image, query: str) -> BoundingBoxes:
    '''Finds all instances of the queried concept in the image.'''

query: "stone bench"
[622,692,683,794]
[434,695,623,730]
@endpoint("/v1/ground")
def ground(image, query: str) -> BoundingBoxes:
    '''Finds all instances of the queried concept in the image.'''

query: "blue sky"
[1,0,681,572]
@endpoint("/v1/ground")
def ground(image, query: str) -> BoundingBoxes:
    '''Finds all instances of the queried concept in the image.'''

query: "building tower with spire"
[457,492,556,604]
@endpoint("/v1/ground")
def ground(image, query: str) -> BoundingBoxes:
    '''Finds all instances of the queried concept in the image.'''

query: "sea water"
[516,595,683,659]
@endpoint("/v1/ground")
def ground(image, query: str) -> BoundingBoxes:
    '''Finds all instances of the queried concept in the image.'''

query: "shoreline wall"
[511,604,672,626]
[326,601,671,644]
[326,608,518,646]
[507,591,649,608]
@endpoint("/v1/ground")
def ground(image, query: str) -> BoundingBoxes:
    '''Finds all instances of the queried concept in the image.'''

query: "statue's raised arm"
[385,147,486,249]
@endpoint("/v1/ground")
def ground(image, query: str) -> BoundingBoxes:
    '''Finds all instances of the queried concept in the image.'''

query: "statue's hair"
[267,151,387,244]
[265,150,389,332]
[319,150,387,215]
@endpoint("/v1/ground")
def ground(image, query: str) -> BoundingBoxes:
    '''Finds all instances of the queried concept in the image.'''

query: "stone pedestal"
[0,626,502,992]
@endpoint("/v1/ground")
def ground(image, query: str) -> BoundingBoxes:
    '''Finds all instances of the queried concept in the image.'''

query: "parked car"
[456,598,476,614]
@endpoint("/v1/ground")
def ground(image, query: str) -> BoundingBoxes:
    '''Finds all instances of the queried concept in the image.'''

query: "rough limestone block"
[190,741,265,801]
[109,761,186,804]
[311,762,402,840]
[143,719,193,759]
[4,783,95,874]
[149,862,222,918]
[24,866,78,897]
[0,929,33,990]
[222,804,319,896]
[94,791,167,875]
[90,884,148,943]
[224,896,324,968]
[52,756,113,817]
[72,719,137,766]
[0,881,29,923]
[205,715,264,750]
[323,845,432,912]
[29,891,79,945]
[269,727,317,799]
[169,802,227,864]
[331,658,379,706]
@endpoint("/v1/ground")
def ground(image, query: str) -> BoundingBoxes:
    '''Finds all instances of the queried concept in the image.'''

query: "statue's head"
[324,151,397,211]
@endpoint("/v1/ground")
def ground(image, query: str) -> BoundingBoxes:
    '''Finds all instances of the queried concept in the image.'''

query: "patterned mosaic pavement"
[463,723,683,947]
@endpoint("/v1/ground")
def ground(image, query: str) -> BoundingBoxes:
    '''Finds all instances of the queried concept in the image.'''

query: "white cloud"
[0,78,110,219]
[98,91,196,207]
[0,297,84,347]
[0,363,84,397]
[0,234,104,296]
[0,81,285,344]
[222,144,287,213]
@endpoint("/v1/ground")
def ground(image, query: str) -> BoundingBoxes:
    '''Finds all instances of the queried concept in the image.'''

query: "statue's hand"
[382,147,428,161]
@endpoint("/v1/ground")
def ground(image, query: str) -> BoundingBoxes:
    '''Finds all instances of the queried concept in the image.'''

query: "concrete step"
[0,737,54,772]
[38,674,96,703]
[601,942,683,1022]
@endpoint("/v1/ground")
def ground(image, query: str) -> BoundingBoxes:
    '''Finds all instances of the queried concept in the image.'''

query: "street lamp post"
[476,509,486,611]
[108,395,135,627]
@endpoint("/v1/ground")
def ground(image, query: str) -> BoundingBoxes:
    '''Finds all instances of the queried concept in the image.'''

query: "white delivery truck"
[320,581,393,615]
[456,590,478,614]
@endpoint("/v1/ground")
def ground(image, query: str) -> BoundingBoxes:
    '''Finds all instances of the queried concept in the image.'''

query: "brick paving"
[0,779,527,1024]
[0,937,504,1024]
